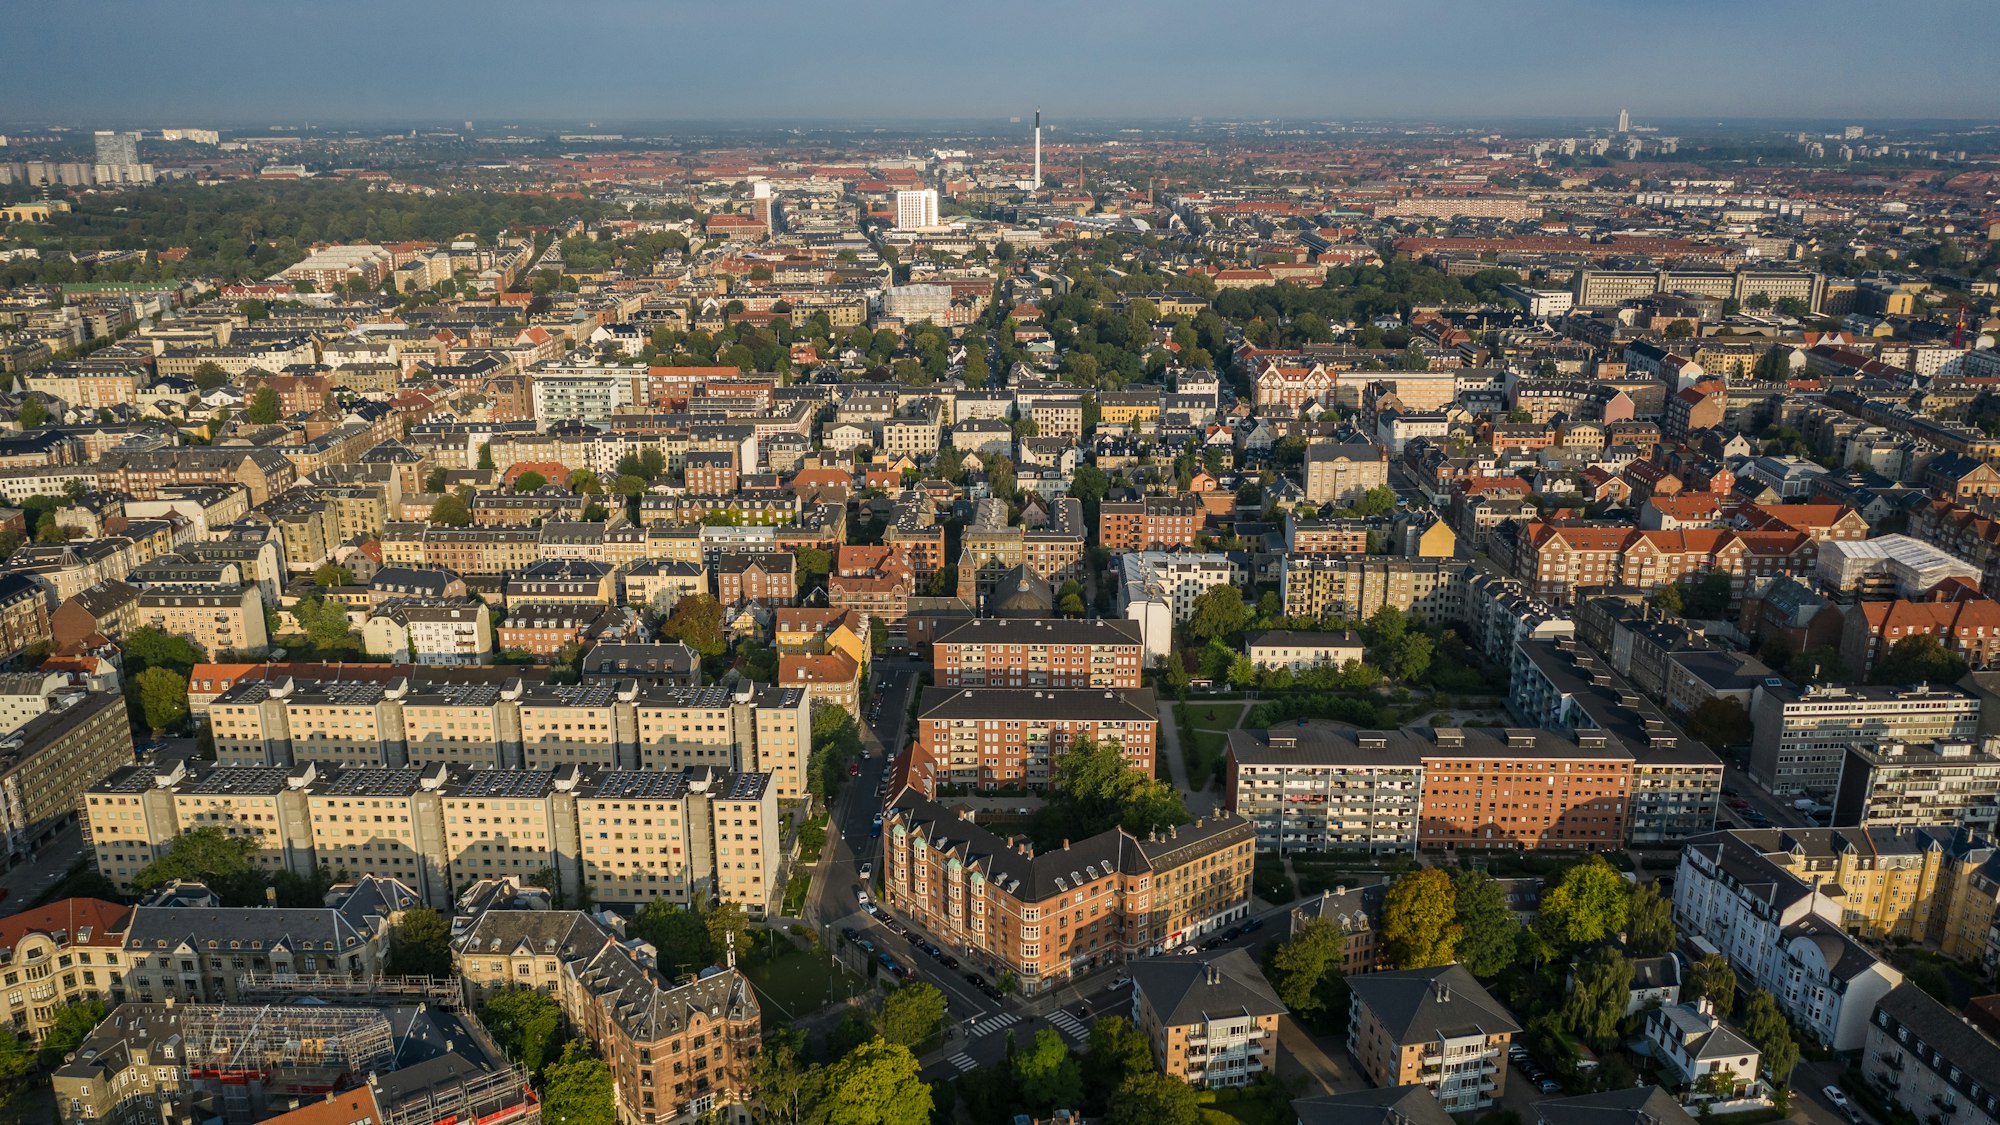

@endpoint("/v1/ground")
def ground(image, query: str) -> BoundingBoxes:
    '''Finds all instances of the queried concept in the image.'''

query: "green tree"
[1873,633,1968,685]
[658,593,726,656]
[1740,990,1800,1086]
[1083,1016,1155,1109]
[878,981,948,1048]
[132,825,259,899]
[1266,918,1346,1021]
[0,1030,31,1086]
[542,1040,617,1125]
[38,1000,108,1067]
[628,899,713,975]
[1687,698,1752,749]
[314,563,355,586]
[1187,585,1251,642]
[513,470,548,492]
[246,385,281,424]
[1664,319,1694,340]
[1106,1072,1201,1125]
[795,546,833,596]
[1684,954,1736,1020]
[386,906,454,977]
[16,398,48,429]
[1013,1027,1083,1113]
[568,468,602,496]
[429,491,473,527]
[1538,855,1630,949]
[1451,868,1520,979]
[984,455,1016,502]
[704,901,750,963]
[191,361,230,391]
[1626,881,1675,957]
[479,442,497,471]
[1069,464,1109,507]
[1560,945,1634,1049]
[1382,867,1460,969]
[751,1029,824,1125]
[816,1037,932,1125]
[479,988,563,1074]
[135,666,191,734]
[122,625,205,677]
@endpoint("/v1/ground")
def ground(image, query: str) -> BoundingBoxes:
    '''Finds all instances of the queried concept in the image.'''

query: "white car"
[1110,976,1132,989]
[859,861,873,880]
[1822,1087,1851,1114]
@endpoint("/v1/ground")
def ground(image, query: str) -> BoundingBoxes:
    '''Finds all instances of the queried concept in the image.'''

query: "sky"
[4,0,1996,129]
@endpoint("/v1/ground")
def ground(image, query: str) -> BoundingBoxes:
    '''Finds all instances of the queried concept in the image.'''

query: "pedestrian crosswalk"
[943,1052,979,1074]
[966,1011,1021,1037]
[1044,1009,1088,1039]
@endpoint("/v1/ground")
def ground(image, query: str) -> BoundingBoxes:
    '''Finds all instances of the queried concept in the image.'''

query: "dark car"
[878,954,898,974]
[1243,917,1264,932]
[857,939,876,954]
[921,942,944,959]
[1222,926,1245,941]
[842,927,860,942]
[965,972,987,989]
[940,954,960,970]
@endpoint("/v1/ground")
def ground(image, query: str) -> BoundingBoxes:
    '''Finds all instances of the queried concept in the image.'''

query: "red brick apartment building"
[1099,494,1203,551]
[1416,728,1633,850]
[933,617,1145,689]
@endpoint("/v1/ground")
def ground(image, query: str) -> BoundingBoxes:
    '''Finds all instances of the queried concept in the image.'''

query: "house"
[1644,997,1760,1096]
[1244,629,1366,673]
[1347,964,1521,1113]
[1626,954,1682,1016]
[1293,1087,1456,1125]
[1128,950,1285,1090]
[1534,1087,1699,1125]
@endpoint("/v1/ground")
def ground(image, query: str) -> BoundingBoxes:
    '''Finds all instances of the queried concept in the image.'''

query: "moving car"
[842,927,860,942]
[1110,976,1132,990]
[858,861,872,880]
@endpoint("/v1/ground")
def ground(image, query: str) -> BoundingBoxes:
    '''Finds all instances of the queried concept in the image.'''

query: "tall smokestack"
[1033,109,1042,191]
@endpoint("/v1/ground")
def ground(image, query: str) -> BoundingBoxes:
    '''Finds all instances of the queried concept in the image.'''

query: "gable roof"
[1347,963,1520,1041]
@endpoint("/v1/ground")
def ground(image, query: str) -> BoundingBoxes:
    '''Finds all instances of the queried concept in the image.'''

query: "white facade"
[895,189,939,231]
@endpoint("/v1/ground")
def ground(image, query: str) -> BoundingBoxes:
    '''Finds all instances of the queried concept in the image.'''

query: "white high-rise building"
[1616,108,1630,133]
[895,188,939,230]
[93,130,139,166]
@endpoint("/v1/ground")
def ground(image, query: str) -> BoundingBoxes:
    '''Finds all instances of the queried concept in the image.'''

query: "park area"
[1178,701,1249,788]
[741,936,866,1024]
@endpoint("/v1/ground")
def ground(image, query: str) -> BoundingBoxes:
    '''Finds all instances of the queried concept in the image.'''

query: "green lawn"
[1185,702,1249,732]
[744,944,863,1023]
[1179,702,1249,787]
[781,872,811,916]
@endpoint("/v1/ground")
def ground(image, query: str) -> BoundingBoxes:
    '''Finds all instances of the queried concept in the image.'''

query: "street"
[0,819,87,909]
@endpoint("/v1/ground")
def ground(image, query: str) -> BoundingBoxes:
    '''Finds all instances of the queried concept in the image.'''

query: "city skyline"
[4,0,1997,126]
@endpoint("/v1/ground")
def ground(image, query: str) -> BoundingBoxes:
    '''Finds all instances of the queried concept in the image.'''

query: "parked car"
[879,953,899,973]
[1538,1079,1561,1095]
[940,954,960,970]
[1242,917,1264,932]
[859,861,872,880]
[842,927,860,942]
[1110,976,1132,990]
[857,889,870,905]
[921,942,943,959]
[1823,1087,1851,1115]
[857,939,876,954]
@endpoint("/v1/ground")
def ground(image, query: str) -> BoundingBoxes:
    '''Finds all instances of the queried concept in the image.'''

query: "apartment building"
[0,690,137,859]
[910,686,1159,790]
[880,794,1255,991]
[1099,494,1203,552]
[1839,598,2000,681]
[778,651,861,717]
[1508,637,1722,846]
[1129,951,1285,1090]
[363,597,494,664]
[954,497,1087,603]
[135,584,267,656]
[1833,740,2000,836]
[84,759,783,915]
[1224,727,1423,854]
[1347,965,1520,1114]
[713,551,795,609]
[1748,683,1981,800]
[933,617,1144,688]
[1280,557,1466,628]
[1415,727,1633,852]
[0,898,129,1044]
[1303,442,1389,505]
[1121,551,1245,661]
[1861,985,2000,1125]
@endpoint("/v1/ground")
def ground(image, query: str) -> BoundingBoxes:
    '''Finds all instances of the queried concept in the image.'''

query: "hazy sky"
[6,0,1996,128]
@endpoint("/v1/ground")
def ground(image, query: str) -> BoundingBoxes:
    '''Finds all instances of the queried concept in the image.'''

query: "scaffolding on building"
[372,1062,538,1125]
[234,973,461,1008]
[181,1004,397,1085]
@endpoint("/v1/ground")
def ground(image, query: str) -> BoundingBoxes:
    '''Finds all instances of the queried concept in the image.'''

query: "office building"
[1748,683,1980,800]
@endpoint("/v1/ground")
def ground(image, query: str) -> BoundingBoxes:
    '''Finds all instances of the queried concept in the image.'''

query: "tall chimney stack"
[1033,109,1042,192]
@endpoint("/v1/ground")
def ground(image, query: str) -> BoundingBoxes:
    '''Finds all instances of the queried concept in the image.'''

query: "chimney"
[1434,980,1450,1004]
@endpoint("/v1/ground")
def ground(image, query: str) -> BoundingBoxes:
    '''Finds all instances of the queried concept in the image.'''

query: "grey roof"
[1652,1001,1758,1062]
[1295,1087,1456,1125]
[916,686,1159,723]
[1244,629,1365,650]
[1129,948,1285,1027]
[453,908,614,960]
[934,616,1143,647]
[1347,964,1521,1042]
[1534,1086,1697,1125]
[1876,983,2000,1092]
